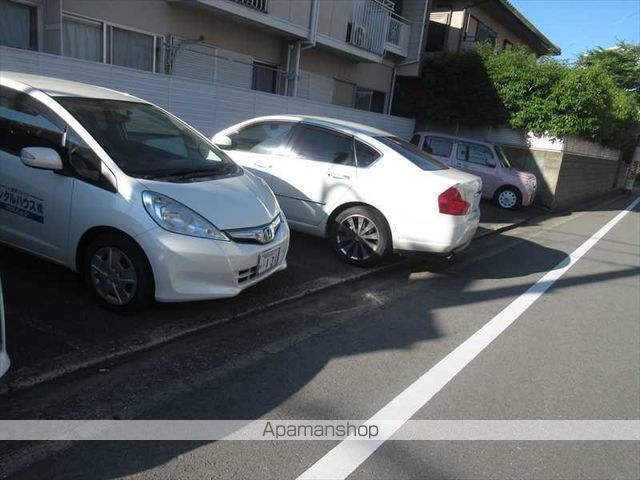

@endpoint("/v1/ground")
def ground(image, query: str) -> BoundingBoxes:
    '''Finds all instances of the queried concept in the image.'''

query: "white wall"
[0,45,415,138]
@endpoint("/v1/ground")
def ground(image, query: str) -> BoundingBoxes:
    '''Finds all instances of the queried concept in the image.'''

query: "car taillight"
[438,186,470,215]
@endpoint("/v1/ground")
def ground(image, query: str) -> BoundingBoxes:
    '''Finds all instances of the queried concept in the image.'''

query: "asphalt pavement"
[0,193,638,479]
[0,200,542,392]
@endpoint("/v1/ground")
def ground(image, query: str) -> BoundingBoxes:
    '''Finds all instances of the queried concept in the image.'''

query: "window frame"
[0,86,113,190]
[455,141,496,167]
[0,0,39,51]
[227,120,297,154]
[61,11,165,72]
[354,138,382,169]
[354,87,386,113]
[251,60,280,94]
[288,124,356,167]
[424,135,454,157]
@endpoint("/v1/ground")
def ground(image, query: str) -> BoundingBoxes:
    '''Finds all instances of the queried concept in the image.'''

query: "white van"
[0,72,289,312]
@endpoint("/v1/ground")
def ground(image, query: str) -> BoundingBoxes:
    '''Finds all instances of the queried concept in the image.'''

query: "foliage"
[577,42,640,99]
[394,43,639,150]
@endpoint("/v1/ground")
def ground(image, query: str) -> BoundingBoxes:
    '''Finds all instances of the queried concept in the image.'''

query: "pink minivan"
[411,132,538,210]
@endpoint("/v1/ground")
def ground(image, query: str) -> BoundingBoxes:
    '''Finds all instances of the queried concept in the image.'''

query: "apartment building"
[425,0,559,56]
[0,0,436,117]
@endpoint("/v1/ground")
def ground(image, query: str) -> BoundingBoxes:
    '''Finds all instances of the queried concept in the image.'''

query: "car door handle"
[253,162,272,169]
[328,173,350,180]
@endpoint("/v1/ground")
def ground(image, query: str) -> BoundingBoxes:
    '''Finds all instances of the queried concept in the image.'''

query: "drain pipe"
[290,0,318,98]
[291,40,302,98]
[302,0,320,50]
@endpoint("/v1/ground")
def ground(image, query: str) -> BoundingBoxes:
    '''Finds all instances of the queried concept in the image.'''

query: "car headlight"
[525,176,537,190]
[142,191,229,241]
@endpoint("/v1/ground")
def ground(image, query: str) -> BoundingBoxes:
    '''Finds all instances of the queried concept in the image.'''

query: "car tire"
[494,186,522,210]
[329,206,392,267]
[83,233,154,314]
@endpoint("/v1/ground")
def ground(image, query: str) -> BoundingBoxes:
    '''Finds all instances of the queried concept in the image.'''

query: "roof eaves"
[497,0,561,55]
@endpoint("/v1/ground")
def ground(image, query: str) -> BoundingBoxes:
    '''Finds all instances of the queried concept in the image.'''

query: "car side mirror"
[20,147,63,171]
[486,159,497,168]
[212,134,233,150]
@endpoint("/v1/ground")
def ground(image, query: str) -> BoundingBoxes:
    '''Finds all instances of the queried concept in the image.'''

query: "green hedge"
[394,44,639,152]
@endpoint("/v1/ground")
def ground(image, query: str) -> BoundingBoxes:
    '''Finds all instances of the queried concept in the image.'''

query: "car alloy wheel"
[497,189,519,209]
[336,214,380,262]
[89,246,138,306]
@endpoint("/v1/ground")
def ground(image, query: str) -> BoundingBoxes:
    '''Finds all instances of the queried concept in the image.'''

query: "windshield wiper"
[137,168,225,180]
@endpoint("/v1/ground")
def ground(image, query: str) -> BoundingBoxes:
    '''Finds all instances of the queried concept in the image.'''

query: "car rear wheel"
[495,186,522,210]
[329,206,392,267]
[83,233,154,314]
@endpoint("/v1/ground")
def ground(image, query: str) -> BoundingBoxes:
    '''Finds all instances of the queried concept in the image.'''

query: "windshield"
[56,98,240,180]
[494,145,512,168]
[375,136,448,171]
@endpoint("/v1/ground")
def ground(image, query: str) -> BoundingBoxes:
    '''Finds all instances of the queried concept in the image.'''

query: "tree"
[577,42,640,99]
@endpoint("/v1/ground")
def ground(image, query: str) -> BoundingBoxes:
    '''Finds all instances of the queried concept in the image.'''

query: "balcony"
[385,12,410,57]
[229,0,267,12]
[346,0,410,57]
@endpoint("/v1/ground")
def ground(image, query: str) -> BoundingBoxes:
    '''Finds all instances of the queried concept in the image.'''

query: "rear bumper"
[392,210,480,254]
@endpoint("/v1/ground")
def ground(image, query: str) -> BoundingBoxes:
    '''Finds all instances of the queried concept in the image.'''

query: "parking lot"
[0,201,542,391]
[0,191,637,480]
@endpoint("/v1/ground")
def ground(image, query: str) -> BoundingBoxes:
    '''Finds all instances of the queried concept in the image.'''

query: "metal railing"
[347,0,389,55]
[347,0,410,56]
[229,0,267,13]
[385,12,410,56]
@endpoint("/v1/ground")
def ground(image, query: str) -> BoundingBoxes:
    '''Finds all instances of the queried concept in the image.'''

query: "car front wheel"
[83,233,154,313]
[495,186,522,210]
[329,206,392,267]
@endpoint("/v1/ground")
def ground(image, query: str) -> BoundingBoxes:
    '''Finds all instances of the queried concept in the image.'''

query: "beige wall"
[316,0,350,45]
[61,0,394,106]
[300,48,393,95]
[429,0,535,54]
[62,0,285,63]
[268,0,312,27]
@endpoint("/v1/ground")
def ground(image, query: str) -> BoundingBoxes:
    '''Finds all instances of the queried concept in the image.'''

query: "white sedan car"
[0,72,289,312]
[213,116,482,266]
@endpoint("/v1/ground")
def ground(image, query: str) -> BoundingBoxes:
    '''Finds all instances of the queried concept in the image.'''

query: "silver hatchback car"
[411,132,537,210]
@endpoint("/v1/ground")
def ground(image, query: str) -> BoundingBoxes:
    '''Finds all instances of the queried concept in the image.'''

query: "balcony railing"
[385,12,410,56]
[347,0,410,57]
[230,0,267,13]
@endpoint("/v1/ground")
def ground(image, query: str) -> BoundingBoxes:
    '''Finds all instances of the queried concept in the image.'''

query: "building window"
[252,61,278,94]
[476,22,497,46]
[109,26,157,72]
[465,16,497,46]
[62,13,164,72]
[63,15,103,62]
[425,20,447,52]
[0,0,37,51]
[354,87,386,113]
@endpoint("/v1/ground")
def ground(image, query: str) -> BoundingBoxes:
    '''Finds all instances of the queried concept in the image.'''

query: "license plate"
[258,247,280,274]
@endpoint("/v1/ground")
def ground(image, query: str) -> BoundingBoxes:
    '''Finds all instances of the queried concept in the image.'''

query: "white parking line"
[297,197,640,480]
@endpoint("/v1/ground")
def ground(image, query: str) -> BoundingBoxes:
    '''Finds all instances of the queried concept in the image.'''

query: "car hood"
[139,171,278,230]
[512,168,536,180]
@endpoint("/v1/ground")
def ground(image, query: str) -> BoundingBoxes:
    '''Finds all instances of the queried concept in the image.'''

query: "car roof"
[239,115,393,137]
[0,71,144,103]
[415,131,494,145]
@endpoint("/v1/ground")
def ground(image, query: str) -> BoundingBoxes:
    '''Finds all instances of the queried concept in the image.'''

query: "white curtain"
[63,17,103,62]
[0,0,32,49]
[111,27,154,72]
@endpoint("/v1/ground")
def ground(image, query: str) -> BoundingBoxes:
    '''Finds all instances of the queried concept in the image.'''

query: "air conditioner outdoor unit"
[348,24,367,47]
